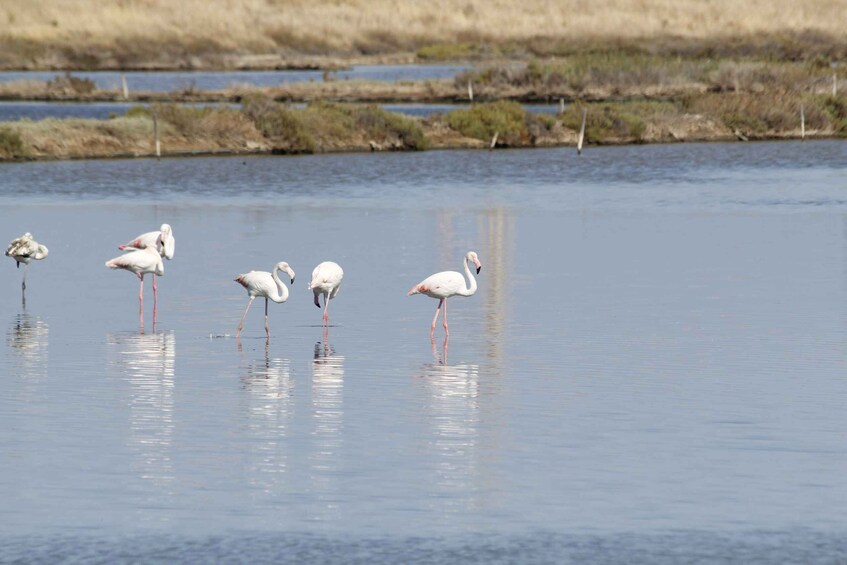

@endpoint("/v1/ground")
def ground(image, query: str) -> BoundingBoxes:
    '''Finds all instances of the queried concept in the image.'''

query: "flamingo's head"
[159,224,175,259]
[276,261,296,284]
[466,251,482,274]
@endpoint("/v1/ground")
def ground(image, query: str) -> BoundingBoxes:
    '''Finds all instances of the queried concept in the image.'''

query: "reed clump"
[0,126,30,159]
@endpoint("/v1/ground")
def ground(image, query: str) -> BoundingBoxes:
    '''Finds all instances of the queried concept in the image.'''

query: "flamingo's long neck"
[269,266,290,303]
[459,257,478,297]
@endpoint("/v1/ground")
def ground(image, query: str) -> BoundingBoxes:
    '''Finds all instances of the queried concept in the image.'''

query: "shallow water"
[0,64,469,92]
[1,141,846,562]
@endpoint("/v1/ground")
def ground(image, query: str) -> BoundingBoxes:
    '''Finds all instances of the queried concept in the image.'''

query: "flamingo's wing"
[118,230,159,252]
[410,270,465,298]
[5,236,38,259]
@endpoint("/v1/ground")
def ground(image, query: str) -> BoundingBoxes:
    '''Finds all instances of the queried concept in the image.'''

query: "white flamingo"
[5,232,49,291]
[235,262,296,339]
[118,223,175,306]
[408,251,482,337]
[105,246,164,318]
[308,261,343,325]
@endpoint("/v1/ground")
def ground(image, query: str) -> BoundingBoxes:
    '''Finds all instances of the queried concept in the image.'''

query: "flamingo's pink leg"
[138,274,144,316]
[264,297,270,339]
[236,296,255,337]
[443,299,449,336]
[152,273,158,311]
[322,294,330,325]
[22,264,28,291]
[431,298,443,338]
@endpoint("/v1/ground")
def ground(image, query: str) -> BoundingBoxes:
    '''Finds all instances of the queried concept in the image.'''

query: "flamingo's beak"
[474,258,482,274]
[291,277,295,284]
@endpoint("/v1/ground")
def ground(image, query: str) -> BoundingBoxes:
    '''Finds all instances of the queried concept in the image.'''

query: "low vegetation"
[2,0,847,69]
[2,90,846,161]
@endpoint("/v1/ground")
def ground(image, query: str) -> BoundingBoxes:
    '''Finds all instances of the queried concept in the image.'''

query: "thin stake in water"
[577,108,587,155]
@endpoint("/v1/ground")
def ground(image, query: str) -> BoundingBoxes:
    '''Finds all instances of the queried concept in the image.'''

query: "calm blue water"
[0,64,469,92]
[0,101,560,122]
[1,141,846,562]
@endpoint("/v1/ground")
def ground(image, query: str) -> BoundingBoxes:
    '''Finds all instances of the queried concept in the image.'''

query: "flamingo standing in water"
[308,261,343,326]
[5,232,49,292]
[105,245,164,319]
[117,224,175,308]
[408,251,482,337]
[235,262,296,339]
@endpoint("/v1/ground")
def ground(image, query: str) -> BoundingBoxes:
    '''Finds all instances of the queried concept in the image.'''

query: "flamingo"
[118,223,175,307]
[308,261,343,326]
[235,262,296,339]
[105,245,164,319]
[5,232,49,292]
[408,251,482,337]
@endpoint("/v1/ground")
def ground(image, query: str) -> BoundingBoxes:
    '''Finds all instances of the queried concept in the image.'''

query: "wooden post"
[834,73,838,97]
[577,108,587,155]
[490,131,499,150]
[800,103,805,140]
[152,107,161,159]
[559,98,565,114]
[467,80,473,103]
[121,74,129,99]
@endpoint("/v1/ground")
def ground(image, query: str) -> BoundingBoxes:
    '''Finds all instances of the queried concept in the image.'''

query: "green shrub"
[0,127,30,159]
[446,101,528,144]
[560,102,648,142]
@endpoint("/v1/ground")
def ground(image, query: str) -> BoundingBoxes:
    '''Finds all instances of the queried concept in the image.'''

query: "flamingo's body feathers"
[5,233,48,266]
[118,224,175,260]
[408,251,482,337]
[308,261,343,323]
[234,262,295,338]
[105,246,164,277]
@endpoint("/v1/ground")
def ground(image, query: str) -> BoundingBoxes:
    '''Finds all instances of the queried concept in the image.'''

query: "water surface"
[1,141,846,562]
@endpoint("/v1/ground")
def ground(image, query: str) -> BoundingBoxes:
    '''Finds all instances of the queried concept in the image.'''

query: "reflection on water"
[240,342,294,498]
[6,312,49,380]
[310,339,344,521]
[107,331,176,492]
[417,343,482,511]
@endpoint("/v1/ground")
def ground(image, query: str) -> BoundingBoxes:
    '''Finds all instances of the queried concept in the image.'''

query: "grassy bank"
[2,0,847,69]
[1,94,844,161]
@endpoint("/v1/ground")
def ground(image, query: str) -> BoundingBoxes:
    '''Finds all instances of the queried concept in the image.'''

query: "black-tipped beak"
[476,266,481,274]
[291,277,295,284]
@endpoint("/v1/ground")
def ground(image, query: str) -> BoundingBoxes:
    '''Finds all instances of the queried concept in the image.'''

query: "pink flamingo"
[235,262,296,339]
[308,261,343,326]
[105,246,164,319]
[118,223,175,307]
[408,251,482,337]
[5,232,49,292]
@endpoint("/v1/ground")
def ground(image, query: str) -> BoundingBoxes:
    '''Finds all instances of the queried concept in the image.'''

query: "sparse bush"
[446,101,528,144]
[0,126,30,159]
[46,72,96,95]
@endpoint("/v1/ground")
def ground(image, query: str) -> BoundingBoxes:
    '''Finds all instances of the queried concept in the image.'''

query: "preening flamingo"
[5,232,49,291]
[308,261,343,325]
[118,223,175,306]
[105,245,164,318]
[235,262,296,339]
[408,251,482,337]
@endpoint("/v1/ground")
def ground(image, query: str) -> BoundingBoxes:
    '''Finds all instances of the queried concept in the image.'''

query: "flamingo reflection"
[240,341,294,496]
[417,339,482,512]
[107,330,176,490]
[7,311,49,380]
[309,337,344,521]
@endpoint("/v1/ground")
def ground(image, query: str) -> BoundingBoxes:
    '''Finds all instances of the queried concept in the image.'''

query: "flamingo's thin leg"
[443,299,449,336]
[236,296,255,337]
[152,273,158,311]
[430,298,443,338]
[22,264,28,291]
[323,294,330,325]
[264,297,270,339]
[138,274,144,316]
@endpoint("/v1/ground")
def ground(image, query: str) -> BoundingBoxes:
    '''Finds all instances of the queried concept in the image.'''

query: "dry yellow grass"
[3,0,847,67]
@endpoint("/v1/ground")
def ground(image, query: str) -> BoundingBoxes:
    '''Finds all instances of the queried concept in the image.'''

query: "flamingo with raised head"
[118,223,175,307]
[235,262,296,339]
[408,251,482,337]
[105,245,164,319]
[6,233,49,292]
[308,261,343,326]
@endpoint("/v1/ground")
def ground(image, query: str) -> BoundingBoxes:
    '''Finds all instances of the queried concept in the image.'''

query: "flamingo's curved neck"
[269,266,290,303]
[459,257,478,297]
